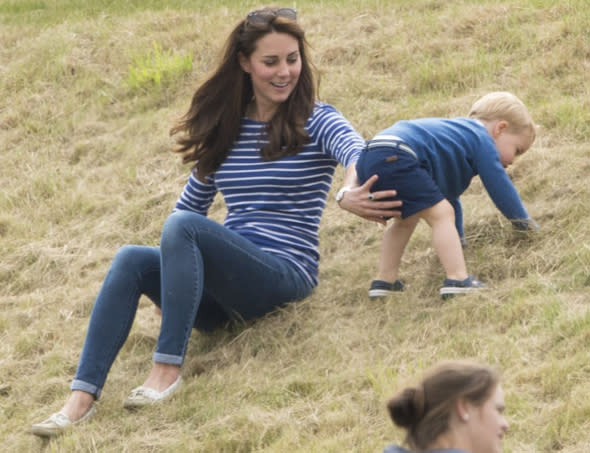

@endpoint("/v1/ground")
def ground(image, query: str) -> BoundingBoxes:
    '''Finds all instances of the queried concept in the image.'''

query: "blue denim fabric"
[356,144,444,219]
[71,210,314,398]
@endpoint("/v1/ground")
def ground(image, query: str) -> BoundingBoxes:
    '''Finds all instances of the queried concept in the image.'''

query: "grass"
[1,0,589,451]
[127,42,193,92]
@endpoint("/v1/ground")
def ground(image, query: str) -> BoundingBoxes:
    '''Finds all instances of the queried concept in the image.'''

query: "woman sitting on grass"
[31,6,400,437]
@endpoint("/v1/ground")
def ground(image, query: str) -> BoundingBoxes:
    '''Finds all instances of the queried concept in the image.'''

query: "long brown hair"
[387,360,500,450]
[170,10,317,181]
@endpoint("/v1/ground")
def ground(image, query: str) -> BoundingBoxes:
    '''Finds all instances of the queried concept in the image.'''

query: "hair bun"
[387,386,426,428]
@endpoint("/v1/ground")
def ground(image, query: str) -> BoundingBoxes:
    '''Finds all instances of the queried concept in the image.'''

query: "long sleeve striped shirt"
[175,102,365,287]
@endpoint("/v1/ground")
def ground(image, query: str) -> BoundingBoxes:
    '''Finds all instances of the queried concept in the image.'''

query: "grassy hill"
[1,0,589,451]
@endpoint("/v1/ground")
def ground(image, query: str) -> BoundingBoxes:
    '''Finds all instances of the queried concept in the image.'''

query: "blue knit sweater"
[376,117,534,237]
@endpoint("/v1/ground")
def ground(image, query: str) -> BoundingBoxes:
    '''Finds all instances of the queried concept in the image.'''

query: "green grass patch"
[127,42,193,92]
[2,1,590,451]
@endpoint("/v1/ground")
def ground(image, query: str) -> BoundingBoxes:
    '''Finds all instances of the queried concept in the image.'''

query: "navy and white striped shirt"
[175,102,365,287]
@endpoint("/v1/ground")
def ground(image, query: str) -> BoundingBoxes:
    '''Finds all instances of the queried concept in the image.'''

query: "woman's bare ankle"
[62,390,94,421]
[143,363,180,392]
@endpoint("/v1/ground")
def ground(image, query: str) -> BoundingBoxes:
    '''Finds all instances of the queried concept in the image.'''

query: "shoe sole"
[31,405,96,438]
[123,391,176,409]
[31,426,62,437]
[368,289,395,298]
[440,287,486,297]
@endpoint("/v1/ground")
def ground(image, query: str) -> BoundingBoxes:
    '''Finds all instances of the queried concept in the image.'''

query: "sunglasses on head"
[246,7,297,25]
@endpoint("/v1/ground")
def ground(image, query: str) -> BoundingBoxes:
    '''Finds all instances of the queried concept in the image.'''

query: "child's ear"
[493,120,509,137]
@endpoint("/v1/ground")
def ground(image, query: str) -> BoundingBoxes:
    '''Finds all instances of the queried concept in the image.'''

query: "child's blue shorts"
[356,135,444,219]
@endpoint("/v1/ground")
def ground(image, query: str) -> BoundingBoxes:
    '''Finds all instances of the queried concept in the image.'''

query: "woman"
[31,7,400,437]
[384,361,509,453]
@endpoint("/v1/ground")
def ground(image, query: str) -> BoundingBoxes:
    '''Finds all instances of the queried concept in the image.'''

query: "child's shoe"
[440,276,486,299]
[368,279,405,299]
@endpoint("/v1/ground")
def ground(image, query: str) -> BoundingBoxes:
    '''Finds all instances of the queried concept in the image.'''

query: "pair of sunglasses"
[246,7,297,25]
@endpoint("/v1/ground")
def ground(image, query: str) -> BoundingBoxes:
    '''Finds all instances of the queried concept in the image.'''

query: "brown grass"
[1,0,589,451]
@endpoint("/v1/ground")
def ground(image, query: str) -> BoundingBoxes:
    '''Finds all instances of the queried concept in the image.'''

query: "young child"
[356,92,538,299]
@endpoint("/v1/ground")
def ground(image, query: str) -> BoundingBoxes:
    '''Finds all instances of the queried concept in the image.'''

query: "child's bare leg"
[376,215,420,282]
[421,199,468,280]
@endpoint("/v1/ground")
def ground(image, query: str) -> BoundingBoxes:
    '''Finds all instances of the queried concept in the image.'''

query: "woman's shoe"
[123,376,182,409]
[31,405,96,437]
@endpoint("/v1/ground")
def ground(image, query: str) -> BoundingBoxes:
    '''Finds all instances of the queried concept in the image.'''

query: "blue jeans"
[71,210,314,398]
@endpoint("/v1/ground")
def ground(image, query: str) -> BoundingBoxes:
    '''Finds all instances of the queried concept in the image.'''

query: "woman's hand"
[338,175,402,225]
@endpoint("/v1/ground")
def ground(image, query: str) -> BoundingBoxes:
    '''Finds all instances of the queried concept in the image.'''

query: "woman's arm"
[174,172,217,215]
[309,104,402,224]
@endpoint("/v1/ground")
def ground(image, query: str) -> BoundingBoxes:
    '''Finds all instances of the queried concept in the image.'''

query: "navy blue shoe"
[440,276,486,299]
[368,279,405,299]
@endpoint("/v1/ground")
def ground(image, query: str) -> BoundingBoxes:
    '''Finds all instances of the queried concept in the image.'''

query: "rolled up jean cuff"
[71,379,102,399]
[153,351,183,366]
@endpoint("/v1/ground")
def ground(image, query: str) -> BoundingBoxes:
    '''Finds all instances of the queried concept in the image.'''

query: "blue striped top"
[175,102,365,287]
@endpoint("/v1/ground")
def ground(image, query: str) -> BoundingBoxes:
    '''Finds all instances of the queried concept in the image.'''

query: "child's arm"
[477,160,538,230]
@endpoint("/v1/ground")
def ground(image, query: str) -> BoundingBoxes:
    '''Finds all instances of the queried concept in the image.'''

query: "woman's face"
[239,31,302,120]
[469,384,509,453]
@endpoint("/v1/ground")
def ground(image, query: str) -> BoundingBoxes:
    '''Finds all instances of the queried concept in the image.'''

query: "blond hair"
[469,91,536,142]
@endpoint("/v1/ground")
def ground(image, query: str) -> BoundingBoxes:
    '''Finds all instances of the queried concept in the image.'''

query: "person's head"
[237,8,310,118]
[469,91,536,168]
[387,360,509,453]
[171,7,317,180]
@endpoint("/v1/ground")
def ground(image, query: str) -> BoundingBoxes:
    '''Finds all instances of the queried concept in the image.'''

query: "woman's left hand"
[338,175,402,225]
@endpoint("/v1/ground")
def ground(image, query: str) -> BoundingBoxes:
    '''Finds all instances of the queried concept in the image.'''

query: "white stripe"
[369,136,417,159]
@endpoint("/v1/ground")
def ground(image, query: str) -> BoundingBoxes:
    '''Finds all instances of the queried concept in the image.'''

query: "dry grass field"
[1,0,589,451]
